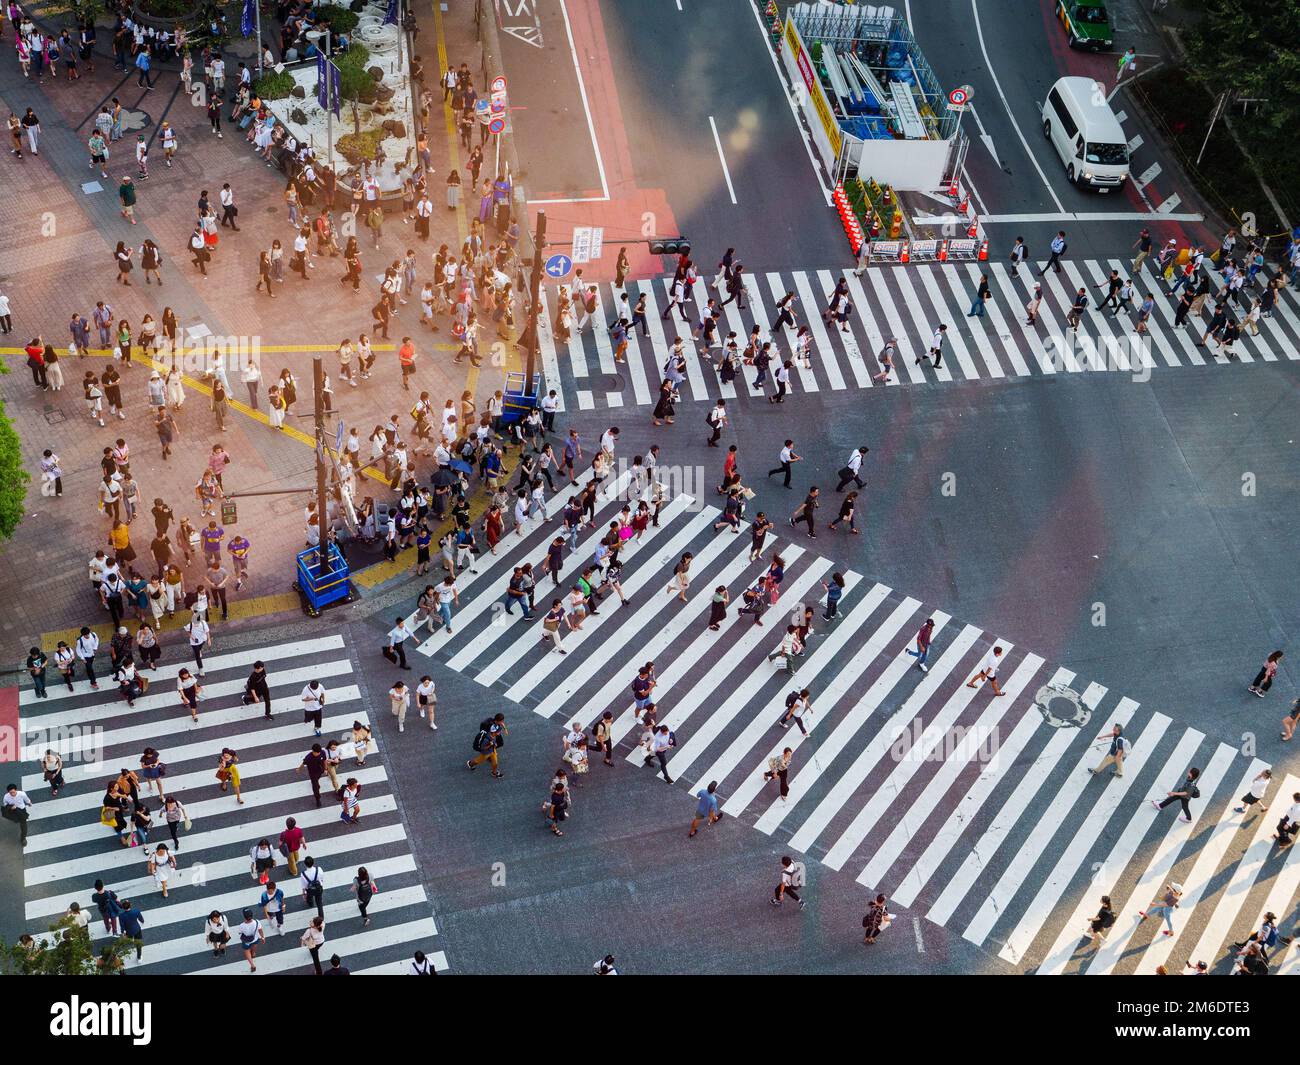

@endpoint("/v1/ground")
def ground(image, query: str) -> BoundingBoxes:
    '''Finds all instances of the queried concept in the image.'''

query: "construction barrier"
[864,236,984,264]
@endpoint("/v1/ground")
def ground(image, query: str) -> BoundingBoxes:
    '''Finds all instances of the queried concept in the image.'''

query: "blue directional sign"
[334,419,346,455]
[545,253,573,279]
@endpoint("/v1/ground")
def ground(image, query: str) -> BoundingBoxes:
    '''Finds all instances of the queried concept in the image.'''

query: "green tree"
[1184,1,1300,153]
[0,920,137,975]
[0,378,28,541]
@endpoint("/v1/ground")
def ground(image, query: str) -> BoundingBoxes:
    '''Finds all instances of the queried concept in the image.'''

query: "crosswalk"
[413,472,1300,973]
[536,262,1300,411]
[15,636,448,974]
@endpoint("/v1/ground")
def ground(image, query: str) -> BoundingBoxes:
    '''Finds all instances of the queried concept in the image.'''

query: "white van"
[1041,76,1130,190]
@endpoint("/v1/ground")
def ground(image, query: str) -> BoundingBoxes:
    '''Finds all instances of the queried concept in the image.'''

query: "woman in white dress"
[148,843,177,898]
[164,367,185,410]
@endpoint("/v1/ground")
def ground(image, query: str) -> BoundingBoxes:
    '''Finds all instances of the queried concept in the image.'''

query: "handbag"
[183,814,192,831]
[381,645,398,664]
[215,767,230,782]
[99,806,117,827]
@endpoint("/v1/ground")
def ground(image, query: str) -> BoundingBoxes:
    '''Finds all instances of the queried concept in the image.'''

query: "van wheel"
[1067,164,1077,184]
[1042,119,1052,140]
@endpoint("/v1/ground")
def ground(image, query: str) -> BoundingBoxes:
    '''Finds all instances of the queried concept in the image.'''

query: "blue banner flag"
[241,0,254,38]
[316,52,327,110]
[384,0,399,25]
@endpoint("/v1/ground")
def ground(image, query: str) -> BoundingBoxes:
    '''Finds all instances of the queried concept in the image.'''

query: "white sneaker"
[399,723,404,732]
[431,722,438,730]
[419,708,425,717]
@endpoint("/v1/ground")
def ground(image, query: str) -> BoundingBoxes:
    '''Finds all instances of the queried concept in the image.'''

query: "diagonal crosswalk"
[412,479,1299,973]
[534,262,1300,410]
[15,637,448,974]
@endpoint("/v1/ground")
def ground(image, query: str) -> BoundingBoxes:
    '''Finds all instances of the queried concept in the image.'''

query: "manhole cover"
[44,409,67,426]
[597,373,625,392]
[1034,682,1089,729]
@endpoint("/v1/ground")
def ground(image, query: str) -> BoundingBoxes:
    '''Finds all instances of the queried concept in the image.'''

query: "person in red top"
[398,336,416,391]
[906,618,935,673]
[279,816,306,877]
[25,339,48,389]
[717,444,740,495]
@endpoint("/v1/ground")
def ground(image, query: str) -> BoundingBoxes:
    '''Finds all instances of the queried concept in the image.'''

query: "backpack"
[1263,924,1280,949]
[472,718,493,752]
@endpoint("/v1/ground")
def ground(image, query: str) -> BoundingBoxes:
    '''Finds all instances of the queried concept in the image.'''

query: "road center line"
[708,115,738,204]
[970,0,1065,212]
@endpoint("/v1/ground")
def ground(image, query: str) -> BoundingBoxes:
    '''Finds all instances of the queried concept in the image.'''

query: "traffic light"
[649,237,691,257]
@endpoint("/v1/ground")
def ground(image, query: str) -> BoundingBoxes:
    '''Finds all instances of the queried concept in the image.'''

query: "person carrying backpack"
[466,712,507,777]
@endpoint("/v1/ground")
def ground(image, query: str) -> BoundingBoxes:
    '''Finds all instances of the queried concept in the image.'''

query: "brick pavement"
[0,3,537,650]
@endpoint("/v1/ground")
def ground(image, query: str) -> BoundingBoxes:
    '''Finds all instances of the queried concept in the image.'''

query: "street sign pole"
[313,355,328,566]
[523,209,547,388]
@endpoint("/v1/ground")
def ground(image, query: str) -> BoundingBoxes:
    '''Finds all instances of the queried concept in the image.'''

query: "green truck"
[1056,0,1113,51]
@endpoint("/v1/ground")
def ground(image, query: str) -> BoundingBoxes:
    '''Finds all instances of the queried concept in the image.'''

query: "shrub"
[255,70,295,100]
[336,128,386,165]
[314,4,360,36]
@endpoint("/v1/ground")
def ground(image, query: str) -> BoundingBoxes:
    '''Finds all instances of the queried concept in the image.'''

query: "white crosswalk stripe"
[525,263,1300,410]
[406,485,1295,972]
[15,636,448,974]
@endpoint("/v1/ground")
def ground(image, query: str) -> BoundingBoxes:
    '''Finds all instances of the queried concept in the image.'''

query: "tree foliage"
[1184,0,1300,168]
[0,387,29,542]
[0,921,137,976]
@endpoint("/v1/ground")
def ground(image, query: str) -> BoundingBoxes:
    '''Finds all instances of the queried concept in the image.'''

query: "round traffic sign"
[488,116,506,135]
[544,253,572,279]
[948,87,968,107]
[491,75,507,93]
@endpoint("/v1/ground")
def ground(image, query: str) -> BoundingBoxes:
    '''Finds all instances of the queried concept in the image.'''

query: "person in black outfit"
[242,661,273,718]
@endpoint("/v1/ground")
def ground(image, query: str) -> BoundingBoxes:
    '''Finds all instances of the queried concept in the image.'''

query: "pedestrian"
[790,486,819,537]
[279,816,305,877]
[1040,230,1067,275]
[967,273,991,317]
[216,748,243,803]
[21,108,40,154]
[918,323,947,368]
[1137,882,1183,937]
[706,586,730,631]
[828,491,858,534]
[666,552,692,603]
[118,176,138,225]
[688,780,722,837]
[148,843,176,897]
[116,898,145,962]
[821,573,845,622]
[1008,236,1029,277]
[1132,227,1153,273]
[1275,792,1300,848]
[1115,46,1137,86]
[260,879,286,937]
[301,915,327,974]
[236,908,265,971]
[466,713,507,777]
[764,747,794,799]
[767,439,800,489]
[544,776,569,836]
[1151,768,1201,823]
[643,725,675,783]
[1025,283,1043,326]
[862,894,891,944]
[1248,650,1283,697]
[705,399,728,447]
[2,784,33,846]
[1091,723,1129,778]
[75,626,100,690]
[770,855,807,910]
[162,795,189,850]
[219,182,239,230]
[352,867,377,926]
[302,680,327,736]
[965,645,1005,694]
[1234,768,1272,817]
[204,910,230,957]
[904,618,934,671]
[184,613,211,675]
[776,688,812,733]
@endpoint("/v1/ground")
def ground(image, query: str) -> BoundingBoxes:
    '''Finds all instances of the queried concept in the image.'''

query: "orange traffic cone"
[937,240,949,262]
[978,239,989,261]
[958,193,969,215]
[967,218,978,239]
[899,241,910,264]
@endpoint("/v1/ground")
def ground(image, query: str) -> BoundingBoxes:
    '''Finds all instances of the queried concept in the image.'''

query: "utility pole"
[522,209,547,386]
[254,0,264,78]
[312,355,329,565]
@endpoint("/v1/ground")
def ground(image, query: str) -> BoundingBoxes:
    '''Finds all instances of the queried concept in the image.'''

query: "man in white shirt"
[772,855,807,910]
[3,784,33,845]
[965,645,1005,695]
[835,446,870,492]
[389,680,410,732]
[75,626,101,689]
[185,614,211,674]
[219,182,239,230]
[302,680,327,735]
[767,439,800,489]
[386,616,413,670]
[209,56,225,96]
[540,390,559,433]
